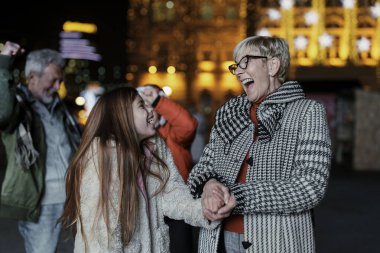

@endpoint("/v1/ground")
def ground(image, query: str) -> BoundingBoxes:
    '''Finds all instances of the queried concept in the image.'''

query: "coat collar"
[215,81,305,143]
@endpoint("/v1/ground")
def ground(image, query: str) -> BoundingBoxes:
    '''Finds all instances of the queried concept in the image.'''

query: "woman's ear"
[268,57,280,77]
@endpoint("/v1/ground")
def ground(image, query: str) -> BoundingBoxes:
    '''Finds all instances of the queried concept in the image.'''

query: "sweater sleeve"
[157,138,219,229]
[155,97,197,147]
[229,102,331,214]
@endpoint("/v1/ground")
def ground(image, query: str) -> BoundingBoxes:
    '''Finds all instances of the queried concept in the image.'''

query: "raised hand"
[138,86,159,106]
[0,41,25,56]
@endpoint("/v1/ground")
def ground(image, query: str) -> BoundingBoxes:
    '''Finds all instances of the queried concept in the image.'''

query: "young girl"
[61,87,233,253]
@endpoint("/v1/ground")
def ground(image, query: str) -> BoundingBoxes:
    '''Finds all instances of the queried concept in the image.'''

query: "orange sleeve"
[154,97,198,148]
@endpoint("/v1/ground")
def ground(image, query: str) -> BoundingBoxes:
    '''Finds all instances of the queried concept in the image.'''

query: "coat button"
[242,241,252,249]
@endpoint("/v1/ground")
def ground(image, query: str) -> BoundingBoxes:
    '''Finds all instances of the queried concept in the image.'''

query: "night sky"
[0,3,128,78]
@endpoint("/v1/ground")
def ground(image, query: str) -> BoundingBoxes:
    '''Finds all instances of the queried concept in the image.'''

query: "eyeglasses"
[228,55,267,75]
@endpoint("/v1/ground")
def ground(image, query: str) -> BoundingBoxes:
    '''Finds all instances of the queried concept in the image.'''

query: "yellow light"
[198,61,216,72]
[126,73,134,81]
[63,21,97,34]
[167,66,176,74]
[139,72,186,100]
[75,96,86,106]
[58,81,67,99]
[220,73,242,93]
[78,110,87,118]
[162,86,173,96]
[297,58,314,66]
[77,109,87,125]
[221,61,236,72]
[328,59,346,66]
[196,73,215,90]
[148,66,157,74]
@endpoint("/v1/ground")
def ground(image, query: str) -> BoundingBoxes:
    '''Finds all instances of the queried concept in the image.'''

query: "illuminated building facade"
[254,0,380,90]
[126,0,380,169]
[126,0,244,109]
[126,0,380,102]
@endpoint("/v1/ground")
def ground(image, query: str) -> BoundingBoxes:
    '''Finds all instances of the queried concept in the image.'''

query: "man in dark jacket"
[0,41,81,253]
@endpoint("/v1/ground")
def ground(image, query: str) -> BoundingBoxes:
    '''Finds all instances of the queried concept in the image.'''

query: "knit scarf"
[15,91,39,169]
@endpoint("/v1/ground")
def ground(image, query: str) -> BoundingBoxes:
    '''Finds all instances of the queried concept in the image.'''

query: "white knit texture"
[74,137,219,253]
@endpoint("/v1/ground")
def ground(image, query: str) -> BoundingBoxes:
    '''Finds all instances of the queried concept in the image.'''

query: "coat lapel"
[215,81,305,143]
[214,94,251,144]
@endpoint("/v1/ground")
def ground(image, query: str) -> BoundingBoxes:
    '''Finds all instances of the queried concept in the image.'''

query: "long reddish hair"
[61,87,168,250]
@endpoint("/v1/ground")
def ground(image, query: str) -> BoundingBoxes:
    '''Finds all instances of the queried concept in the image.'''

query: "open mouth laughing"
[242,78,254,88]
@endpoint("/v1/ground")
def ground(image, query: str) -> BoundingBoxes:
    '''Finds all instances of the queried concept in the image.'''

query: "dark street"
[315,170,380,253]
[0,169,379,253]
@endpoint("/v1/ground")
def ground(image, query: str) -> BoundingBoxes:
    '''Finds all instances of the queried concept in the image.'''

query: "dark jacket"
[0,55,80,222]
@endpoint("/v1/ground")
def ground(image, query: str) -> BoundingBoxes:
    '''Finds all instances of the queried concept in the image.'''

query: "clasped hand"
[201,179,236,221]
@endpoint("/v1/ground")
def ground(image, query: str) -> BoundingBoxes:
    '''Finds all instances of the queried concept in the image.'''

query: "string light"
[370,3,380,18]
[295,36,308,50]
[304,11,319,26]
[267,9,281,20]
[357,37,371,52]
[341,0,355,9]
[318,33,334,48]
[279,0,294,10]
[256,28,272,37]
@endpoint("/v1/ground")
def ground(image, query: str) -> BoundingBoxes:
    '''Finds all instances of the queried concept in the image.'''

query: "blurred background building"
[126,0,380,171]
[1,1,380,170]
[1,1,380,252]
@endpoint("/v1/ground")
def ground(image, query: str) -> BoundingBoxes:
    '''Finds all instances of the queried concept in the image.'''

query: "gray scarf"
[15,91,39,169]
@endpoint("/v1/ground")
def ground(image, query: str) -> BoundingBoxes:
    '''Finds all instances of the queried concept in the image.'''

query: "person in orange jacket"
[138,84,198,253]
[138,84,197,182]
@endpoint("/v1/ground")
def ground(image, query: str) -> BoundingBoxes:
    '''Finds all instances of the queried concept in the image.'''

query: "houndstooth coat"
[188,81,332,253]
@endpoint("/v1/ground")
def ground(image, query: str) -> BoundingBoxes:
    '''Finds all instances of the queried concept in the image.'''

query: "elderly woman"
[188,36,331,253]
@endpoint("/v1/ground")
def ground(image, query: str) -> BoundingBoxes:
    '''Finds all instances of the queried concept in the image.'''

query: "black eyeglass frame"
[228,55,268,75]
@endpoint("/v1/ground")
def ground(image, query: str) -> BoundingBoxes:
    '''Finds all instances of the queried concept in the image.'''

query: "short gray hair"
[25,49,65,78]
[233,36,290,83]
